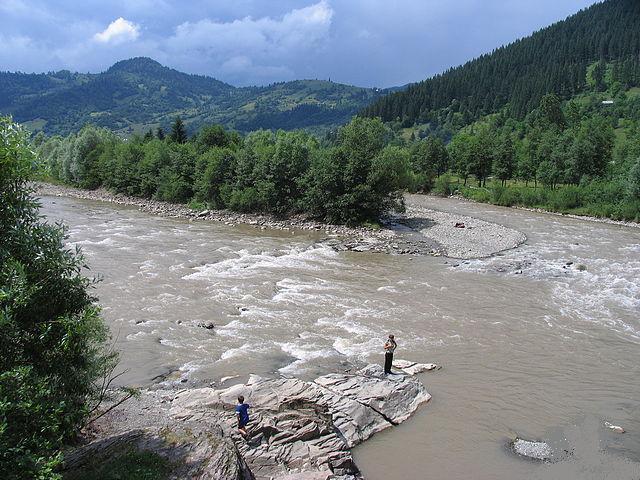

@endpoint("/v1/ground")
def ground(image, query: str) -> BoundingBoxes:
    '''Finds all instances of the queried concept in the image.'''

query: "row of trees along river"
[36,89,640,223]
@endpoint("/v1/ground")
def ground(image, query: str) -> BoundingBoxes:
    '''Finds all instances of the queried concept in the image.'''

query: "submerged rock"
[511,438,552,460]
[604,421,625,433]
[391,359,439,375]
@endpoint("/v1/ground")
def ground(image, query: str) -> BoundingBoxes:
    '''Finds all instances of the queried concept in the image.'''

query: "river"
[40,193,640,480]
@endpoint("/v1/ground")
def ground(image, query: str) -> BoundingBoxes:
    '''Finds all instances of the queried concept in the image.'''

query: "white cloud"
[93,17,140,45]
[165,1,333,83]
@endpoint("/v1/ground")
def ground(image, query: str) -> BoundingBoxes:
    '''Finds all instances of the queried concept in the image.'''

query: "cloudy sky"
[0,0,599,88]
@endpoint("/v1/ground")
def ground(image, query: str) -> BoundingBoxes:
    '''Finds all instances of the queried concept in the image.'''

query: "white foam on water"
[159,338,182,348]
[183,244,341,281]
[217,319,257,338]
[317,316,374,335]
[333,337,381,358]
[111,232,134,240]
[179,360,203,376]
[134,259,160,278]
[548,254,640,340]
[219,342,269,361]
[70,237,118,247]
[125,330,149,340]
[457,239,640,342]
[276,341,338,374]
[155,292,188,305]
[271,277,339,305]
[277,341,335,361]
[377,285,398,293]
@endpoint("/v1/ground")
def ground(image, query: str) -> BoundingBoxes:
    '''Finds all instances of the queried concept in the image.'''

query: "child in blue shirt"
[235,395,250,436]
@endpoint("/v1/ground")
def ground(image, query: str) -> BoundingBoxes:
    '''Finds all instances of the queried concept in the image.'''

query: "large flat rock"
[73,364,432,480]
[314,364,431,425]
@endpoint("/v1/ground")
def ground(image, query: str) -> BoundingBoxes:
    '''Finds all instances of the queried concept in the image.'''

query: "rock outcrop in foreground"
[65,363,433,479]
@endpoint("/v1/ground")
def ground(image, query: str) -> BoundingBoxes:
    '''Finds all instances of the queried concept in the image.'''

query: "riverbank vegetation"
[0,117,116,478]
[36,117,411,225]
[443,88,640,221]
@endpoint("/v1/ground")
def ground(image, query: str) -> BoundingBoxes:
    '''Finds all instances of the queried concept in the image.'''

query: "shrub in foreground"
[0,117,116,479]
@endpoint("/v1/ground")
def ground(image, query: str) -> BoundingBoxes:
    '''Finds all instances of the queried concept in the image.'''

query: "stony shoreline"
[35,182,526,259]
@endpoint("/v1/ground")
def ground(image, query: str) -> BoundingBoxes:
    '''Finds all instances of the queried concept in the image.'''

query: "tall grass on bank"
[458,180,640,221]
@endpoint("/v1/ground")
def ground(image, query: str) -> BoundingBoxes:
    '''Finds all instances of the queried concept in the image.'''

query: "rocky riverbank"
[64,361,437,480]
[35,182,526,259]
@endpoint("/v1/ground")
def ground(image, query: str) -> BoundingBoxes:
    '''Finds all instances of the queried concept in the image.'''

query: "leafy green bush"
[491,184,521,206]
[616,199,640,221]
[0,117,116,479]
[519,187,547,206]
[406,172,433,193]
[154,168,192,203]
[228,187,261,212]
[432,174,453,197]
[548,186,581,211]
[472,188,492,203]
[629,158,640,200]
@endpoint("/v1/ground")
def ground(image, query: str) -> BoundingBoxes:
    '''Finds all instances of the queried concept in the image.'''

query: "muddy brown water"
[40,193,640,479]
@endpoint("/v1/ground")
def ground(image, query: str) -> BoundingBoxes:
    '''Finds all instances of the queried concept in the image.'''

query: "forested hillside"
[0,58,389,136]
[363,0,640,132]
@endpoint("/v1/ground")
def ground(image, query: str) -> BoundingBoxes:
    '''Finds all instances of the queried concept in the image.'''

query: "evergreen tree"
[143,129,154,142]
[169,117,187,144]
[156,127,165,140]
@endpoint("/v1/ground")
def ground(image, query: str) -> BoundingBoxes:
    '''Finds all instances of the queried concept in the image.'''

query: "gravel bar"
[35,182,526,259]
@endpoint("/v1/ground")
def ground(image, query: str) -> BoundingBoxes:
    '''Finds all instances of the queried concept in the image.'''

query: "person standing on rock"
[383,334,397,374]
[236,395,250,437]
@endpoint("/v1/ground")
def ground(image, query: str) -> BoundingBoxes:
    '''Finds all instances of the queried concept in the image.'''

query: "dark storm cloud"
[0,0,599,87]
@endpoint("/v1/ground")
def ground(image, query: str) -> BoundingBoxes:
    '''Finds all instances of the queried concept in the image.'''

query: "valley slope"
[0,57,391,136]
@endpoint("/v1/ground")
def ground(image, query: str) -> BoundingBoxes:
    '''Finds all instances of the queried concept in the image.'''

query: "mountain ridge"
[0,57,392,136]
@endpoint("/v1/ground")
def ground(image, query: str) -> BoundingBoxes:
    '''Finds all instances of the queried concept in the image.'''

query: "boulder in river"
[511,438,552,460]
[391,359,439,375]
[604,421,625,433]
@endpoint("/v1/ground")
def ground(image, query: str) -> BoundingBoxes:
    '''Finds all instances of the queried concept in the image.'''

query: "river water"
[40,194,640,480]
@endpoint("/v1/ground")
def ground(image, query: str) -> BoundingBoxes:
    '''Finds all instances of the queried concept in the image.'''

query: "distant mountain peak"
[107,57,165,74]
